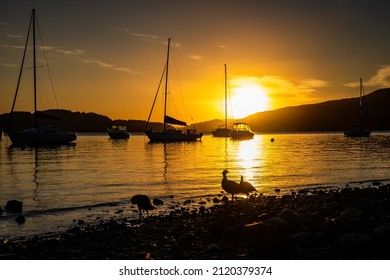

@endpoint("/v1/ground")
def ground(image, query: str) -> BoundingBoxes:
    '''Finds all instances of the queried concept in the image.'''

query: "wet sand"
[2,184,390,259]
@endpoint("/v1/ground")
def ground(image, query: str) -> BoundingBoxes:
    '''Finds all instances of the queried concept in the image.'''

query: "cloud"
[82,58,140,74]
[7,34,23,39]
[366,65,390,87]
[344,65,390,88]
[56,49,85,55]
[258,75,329,103]
[0,44,25,50]
[188,55,202,60]
[1,63,18,68]
[127,32,159,40]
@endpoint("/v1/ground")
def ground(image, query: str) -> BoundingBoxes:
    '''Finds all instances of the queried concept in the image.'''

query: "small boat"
[212,64,231,138]
[6,9,76,146]
[344,78,371,137]
[145,38,203,142]
[230,122,254,140]
[108,125,130,139]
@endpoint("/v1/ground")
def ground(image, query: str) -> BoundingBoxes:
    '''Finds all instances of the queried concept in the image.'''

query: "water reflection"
[232,136,265,184]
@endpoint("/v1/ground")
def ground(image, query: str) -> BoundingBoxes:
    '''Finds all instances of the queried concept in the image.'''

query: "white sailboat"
[212,64,231,137]
[145,38,203,142]
[344,78,371,137]
[6,9,76,145]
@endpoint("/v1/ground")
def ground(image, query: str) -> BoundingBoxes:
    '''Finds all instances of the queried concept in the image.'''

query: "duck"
[131,194,156,219]
[239,176,257,195]
[222,170,256,201]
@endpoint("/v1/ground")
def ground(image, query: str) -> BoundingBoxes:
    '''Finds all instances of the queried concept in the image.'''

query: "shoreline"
[2,184,390,260]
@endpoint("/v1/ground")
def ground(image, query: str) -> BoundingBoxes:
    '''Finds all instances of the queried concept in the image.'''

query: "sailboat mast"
[359,78,363,124]
[163,38,171,131]
[224,63,227,129]
[32,8,38,128]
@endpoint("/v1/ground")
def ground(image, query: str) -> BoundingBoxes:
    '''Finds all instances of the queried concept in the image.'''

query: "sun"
[230,78,270,119]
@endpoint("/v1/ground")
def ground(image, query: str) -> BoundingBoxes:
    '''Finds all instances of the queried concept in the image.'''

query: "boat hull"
[212,128,231,138]
[230,123,254,140]
[230,131,254,140]
[344,129,371,137]
[108,131,130,139]
[145,130,202,142]
[7,127,77,145]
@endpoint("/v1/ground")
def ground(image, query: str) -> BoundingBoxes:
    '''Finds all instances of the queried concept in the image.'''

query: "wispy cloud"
[0,40,137,75]
[127,32,159,40]
[188,55,202,60]
[7,34,23,39]
[82,58,140,74]
[344,65,390,88]
[56,49,85,55]
[0,44,25,50]
[1,63,18,68]
[259,75,329,101]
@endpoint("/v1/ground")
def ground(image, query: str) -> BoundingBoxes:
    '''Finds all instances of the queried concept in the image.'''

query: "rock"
[183,199,192,205]
[221,196,229,203]
[153,198,164,206]
[4,200,23,213]
[264,217,293,233]
[291,232,312,245]
[339,233,374,254]
[339,208,361,221]
[258,213,271,221]
[208,215,237,236]
[212,197,219,203]
[274,188,281,193]
[372,223,390,245]
[15,215,25,224]
[243,221,290,258]
[0,207,3,215]
[279,208,302,225]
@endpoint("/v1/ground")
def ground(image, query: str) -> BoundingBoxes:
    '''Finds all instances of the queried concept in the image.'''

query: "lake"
[1,132,390,240]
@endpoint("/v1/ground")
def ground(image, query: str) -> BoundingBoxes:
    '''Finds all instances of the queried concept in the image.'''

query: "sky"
[1,0,390,122]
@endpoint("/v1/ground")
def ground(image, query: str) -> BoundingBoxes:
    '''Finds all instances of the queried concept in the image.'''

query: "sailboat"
[6,9,76,146]
[344,78,371,137]
[145,38,203,142]
[212,64,231,137]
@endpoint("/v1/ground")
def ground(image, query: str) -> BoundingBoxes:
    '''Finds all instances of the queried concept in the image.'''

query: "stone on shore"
[4,200,23,213]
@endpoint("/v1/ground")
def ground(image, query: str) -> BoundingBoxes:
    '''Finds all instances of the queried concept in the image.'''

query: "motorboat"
[230,122,254,140]
[108,125,130,139]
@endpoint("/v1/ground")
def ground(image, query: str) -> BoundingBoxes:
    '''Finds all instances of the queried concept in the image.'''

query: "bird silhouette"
[222,170,257,201]
[131,194,156,219]
[240,176,257,195]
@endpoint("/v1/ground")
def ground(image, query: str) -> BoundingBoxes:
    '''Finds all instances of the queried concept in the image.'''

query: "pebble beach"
[2,184,390,260]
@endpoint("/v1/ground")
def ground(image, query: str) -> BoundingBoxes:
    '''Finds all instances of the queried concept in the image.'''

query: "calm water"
[2,132,390,240]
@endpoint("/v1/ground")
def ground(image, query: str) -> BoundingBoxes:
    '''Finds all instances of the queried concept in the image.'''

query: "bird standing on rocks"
[240,176,257,195]
[222,170,257,201]
[131,194,156,219]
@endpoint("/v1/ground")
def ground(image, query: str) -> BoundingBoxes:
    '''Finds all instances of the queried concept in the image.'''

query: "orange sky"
[1,0,390,122]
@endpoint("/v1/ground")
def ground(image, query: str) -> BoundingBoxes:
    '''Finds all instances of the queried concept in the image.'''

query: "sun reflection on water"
[233,136,265,185]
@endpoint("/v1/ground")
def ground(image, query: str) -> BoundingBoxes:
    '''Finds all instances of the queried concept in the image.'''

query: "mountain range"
[1,88,389,133]
[195,87,390,133]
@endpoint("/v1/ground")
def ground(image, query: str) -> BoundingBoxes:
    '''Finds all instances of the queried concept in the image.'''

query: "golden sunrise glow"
[230,79,270,119]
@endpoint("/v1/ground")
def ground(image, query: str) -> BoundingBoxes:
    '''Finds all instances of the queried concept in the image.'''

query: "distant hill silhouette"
[242,88,390,132]
[1,88,389,133]
[0,110,163,133]
[196,88,390,133]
